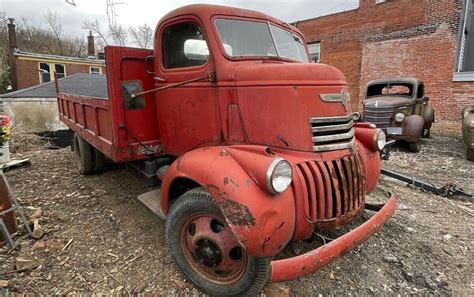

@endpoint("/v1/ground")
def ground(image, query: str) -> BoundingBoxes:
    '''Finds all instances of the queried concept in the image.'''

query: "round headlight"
[266,158,293,195]
[373,129,386,151]
[352,112,361,122]
[394,113,405,123]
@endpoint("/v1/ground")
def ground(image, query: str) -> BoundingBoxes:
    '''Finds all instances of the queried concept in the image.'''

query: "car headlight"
[266,158,293,195]
[394,113,405,123]
[352,112,361,122]
[373,129,386,151]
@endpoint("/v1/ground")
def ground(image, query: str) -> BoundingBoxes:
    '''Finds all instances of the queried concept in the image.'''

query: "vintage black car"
[363,77,435,152]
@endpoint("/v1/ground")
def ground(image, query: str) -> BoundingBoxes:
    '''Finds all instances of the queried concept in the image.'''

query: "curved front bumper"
[270,195,396,282]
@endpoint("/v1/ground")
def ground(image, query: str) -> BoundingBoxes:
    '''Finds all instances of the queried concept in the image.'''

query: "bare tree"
[82,19,109,45]
[109,23,127,46]
[45,10,64,55]
[128,24,153,48]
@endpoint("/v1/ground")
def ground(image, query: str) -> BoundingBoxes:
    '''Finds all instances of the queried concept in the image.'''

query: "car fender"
[160,146,296,257]
[423,105,435,129]
[402,115,424,142]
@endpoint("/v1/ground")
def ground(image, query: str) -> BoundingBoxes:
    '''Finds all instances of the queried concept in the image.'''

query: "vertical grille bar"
[300,163,317,220]
[326,162,342,217]
[316,162,333,219]
[307,162,325,220]
[295,165,311,219]
[342,157,354,210]
[335,159,349,214]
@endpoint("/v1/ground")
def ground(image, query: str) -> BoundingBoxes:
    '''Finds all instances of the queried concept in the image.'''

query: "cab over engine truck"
[57,4,396,296]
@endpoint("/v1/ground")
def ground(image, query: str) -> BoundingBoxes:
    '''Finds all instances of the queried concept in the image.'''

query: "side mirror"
[184,39,209,61]
[121,80,145,110]
[423,96,430,101]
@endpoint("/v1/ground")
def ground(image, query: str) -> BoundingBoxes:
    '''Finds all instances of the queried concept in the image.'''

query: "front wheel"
[165,189,270,296]
[408,140,421,152]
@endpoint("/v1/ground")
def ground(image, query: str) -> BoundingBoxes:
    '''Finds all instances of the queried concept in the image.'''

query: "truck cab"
[57,4,396,296]
[363,77,435,152]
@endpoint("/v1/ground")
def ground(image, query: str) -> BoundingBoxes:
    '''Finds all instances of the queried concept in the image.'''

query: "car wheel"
[467,148,474,161]
[165,189,270,296]
[408,141,421,152]
[73,133,94,175]
[422,128,431,138]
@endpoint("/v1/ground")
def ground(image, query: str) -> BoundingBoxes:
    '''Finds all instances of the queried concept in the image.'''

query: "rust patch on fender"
[220,198,256,227]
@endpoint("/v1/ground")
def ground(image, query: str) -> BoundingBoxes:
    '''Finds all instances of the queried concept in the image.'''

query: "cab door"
[154,18,221,155]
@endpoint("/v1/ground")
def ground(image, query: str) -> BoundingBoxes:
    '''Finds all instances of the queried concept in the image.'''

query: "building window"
[38,62,66,83]
[457,0,473,73]
[307,42,320,63]
[39,63,51,83]
[90,66,102,74]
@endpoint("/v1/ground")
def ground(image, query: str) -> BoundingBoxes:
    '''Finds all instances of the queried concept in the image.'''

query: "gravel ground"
[1,124,473,295]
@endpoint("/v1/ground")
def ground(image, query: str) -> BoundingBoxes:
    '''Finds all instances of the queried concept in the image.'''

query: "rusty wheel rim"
[180,213,247,284]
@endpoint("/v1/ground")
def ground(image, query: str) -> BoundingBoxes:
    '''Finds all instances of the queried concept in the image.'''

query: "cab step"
[137,189,166,220]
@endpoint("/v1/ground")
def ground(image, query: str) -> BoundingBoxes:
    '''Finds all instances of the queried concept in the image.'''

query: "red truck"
[57,4,396,296]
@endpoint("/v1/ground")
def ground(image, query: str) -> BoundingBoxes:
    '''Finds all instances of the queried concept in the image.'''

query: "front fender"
[160,146,296,257]
[401,115,424,142]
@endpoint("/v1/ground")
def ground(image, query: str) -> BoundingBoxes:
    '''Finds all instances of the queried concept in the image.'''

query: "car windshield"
[215,19,309,63]
[367,83,415,98]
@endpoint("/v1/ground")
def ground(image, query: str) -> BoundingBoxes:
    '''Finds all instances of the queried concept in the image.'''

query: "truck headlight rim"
[373,129,386,151]
[394,113,405,123]
[266,158,293,195]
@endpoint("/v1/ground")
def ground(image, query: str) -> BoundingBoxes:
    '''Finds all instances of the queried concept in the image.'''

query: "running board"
[137,189,166,220]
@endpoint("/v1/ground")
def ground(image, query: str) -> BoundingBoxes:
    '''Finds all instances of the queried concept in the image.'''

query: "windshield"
[215,19,309,63]
[367,83,415,98]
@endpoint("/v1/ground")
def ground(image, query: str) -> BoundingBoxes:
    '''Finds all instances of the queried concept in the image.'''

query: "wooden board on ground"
[0,159,31,171]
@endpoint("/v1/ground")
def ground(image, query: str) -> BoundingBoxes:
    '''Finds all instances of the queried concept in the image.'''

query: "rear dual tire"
[73,133,105,175]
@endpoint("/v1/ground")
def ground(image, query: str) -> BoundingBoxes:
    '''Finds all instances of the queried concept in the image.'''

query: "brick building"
[295,0,474,121]
[7,19,105,91]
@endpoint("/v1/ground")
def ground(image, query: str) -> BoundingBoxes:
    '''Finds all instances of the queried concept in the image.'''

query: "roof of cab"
[159,4,287,27]
[366,77,423,87]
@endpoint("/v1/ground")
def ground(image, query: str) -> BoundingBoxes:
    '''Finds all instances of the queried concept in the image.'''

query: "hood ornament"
[320,89,351,112]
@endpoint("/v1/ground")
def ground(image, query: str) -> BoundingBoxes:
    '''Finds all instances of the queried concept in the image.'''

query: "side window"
[417,84,424,98]
[162,22,208,69]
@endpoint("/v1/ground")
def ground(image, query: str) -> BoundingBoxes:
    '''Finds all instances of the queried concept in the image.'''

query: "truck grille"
[363,106,395,132]
[295,154,365,227]
[309,114,355,152]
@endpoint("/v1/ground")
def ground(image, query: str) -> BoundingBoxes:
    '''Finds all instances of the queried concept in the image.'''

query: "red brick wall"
[14,58,106,90]
[296,0,473,120]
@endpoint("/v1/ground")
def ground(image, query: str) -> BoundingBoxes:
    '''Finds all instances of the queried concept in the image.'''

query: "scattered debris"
[1,127,471,295]
[15,256,44,270]
[32,219,44,239]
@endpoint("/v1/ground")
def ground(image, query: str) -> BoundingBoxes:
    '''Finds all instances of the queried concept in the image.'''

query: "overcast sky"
[1,0,358,38]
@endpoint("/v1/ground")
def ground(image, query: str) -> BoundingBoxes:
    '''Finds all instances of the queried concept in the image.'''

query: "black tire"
[93,148,106,173]
[467,148,474,161]
[165,190,270,297]
[73,133,94,175]
[408,140,421,153]
[422,128,431,138]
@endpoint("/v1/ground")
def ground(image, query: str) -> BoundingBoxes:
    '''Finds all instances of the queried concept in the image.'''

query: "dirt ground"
[1,122,473,295]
